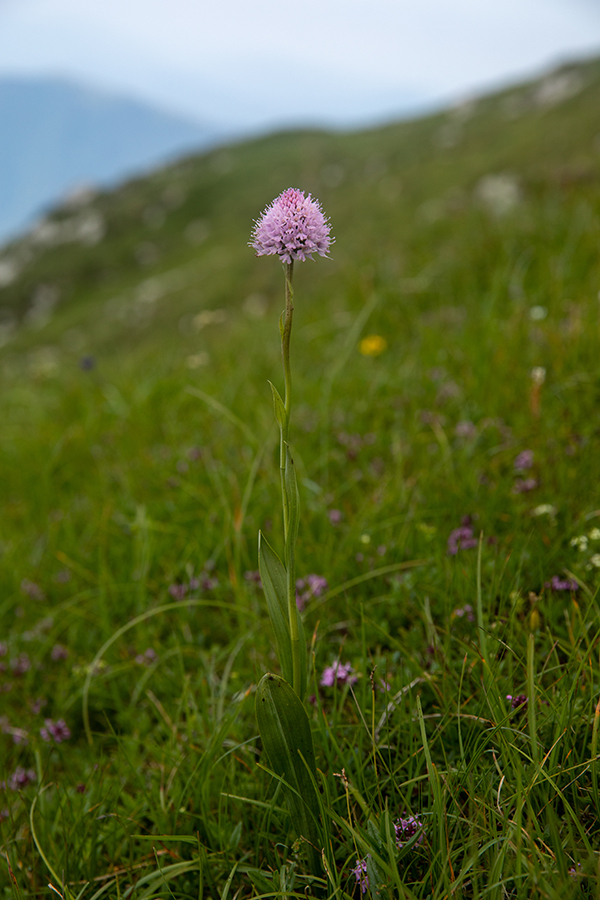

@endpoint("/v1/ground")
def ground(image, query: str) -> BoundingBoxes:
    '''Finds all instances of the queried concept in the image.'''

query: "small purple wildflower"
[20,579,45,601]
[135,648,158,666]
[250,188,333,264]
[506,694,528,710]
[453,603,475,622]
[328,508,343,525]
[200,575,219,591]
[514,449,534,471]
[296,574,328,610]
[168,583,188,600]
[447,525,478,555]
[54,569,71,583]
[544,575,579,592]
[51,644,69,661]
[321,661,357,688]
[2,767,36,791]
[455,420,477,439]
[350,857,369,894]
[244,570,262,585]
[512,477,538,494]
[395,815,424,848]
[29,697,47,714]
[10,653,31,675]
[40,718,71,743]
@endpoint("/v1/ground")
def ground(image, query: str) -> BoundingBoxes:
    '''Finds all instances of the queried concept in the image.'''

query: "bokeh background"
[0,0,599,241]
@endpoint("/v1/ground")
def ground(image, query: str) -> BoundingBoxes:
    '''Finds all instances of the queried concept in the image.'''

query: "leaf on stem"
[268,381,287,432]
[256,673,322,873]
[258,532,293,685]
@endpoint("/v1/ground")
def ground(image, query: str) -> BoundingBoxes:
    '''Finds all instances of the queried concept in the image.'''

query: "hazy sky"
[0,0,599,130]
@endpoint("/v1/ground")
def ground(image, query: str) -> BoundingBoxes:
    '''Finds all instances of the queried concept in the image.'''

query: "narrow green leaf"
[268,381,287,432]
[256,673,321,873]
[258,532,293,685]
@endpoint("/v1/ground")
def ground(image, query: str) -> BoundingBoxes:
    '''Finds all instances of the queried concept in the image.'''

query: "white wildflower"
[532,504,557,517]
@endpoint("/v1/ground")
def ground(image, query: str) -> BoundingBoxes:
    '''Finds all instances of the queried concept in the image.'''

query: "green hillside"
[1,56,600,898]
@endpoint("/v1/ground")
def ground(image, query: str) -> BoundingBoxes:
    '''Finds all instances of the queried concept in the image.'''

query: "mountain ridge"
[0,75,223,242]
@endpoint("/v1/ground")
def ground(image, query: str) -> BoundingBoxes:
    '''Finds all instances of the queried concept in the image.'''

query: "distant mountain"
[0,77,222,242]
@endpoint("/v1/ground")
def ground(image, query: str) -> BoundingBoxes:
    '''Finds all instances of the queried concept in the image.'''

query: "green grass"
[2,56,600,897]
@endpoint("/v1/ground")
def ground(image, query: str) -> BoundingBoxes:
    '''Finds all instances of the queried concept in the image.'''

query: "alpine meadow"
[2,55,600,899]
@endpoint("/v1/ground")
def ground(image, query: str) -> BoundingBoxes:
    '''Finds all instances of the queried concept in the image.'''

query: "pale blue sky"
[0,0,599,130]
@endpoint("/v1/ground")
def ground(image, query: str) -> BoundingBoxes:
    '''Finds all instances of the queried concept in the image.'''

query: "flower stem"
[282,262,294,430]
[280,262,301,695]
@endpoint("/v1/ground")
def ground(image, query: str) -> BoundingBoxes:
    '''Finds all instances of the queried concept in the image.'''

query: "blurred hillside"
[0,77,222,242]
[0,56,598,368]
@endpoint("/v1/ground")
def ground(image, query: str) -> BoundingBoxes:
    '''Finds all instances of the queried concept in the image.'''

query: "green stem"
[280,262,301,695]
[279,262,293,543]
[282,262,294,426]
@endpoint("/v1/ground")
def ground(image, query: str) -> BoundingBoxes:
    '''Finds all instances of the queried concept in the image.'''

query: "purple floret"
[250,188,333,263]
[514,449,534,471]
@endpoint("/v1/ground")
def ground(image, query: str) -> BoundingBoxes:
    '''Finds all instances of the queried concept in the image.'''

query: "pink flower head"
[250,188,333,264]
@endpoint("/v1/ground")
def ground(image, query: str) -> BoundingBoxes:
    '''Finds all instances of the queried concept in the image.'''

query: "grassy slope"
[1,57,600,897]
